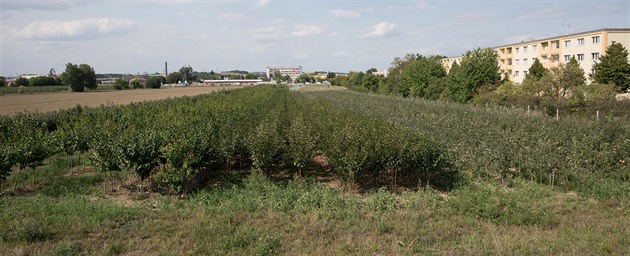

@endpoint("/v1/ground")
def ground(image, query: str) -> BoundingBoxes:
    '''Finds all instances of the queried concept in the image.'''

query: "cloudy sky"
[1,0,628,76]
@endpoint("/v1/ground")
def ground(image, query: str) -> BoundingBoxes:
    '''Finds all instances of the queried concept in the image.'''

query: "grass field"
[0,86,239,116]
[1,86,628,255]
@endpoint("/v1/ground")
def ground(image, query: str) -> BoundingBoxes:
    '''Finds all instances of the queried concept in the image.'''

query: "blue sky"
[1,0,628,76]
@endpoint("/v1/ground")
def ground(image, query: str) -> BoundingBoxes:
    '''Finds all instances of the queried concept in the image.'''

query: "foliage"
[179,65,197,83]
[60,63,97,92]
[0,76,5,87]
[592,41,630,92]
[28,76,60,86]
[525,58,547,81]
[112,78,130,90]
[15,77,29,87]
[146,76,163,88]
[130,79,143,89]
[446,48,501,102]
[398,56,447,97]
[166,72,184,84]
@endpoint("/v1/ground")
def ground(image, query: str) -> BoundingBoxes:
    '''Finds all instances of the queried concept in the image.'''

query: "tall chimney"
[165,61,168,78]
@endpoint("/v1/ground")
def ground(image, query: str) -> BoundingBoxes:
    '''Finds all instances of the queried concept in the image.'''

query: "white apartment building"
[266,66,303,80]
[442,28,630,84]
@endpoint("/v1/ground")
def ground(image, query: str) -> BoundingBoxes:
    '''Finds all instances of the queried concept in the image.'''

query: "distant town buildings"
[442,28,630,84]
[266,66,303,80]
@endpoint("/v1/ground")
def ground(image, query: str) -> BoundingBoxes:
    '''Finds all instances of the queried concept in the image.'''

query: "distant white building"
[266,66,303,80]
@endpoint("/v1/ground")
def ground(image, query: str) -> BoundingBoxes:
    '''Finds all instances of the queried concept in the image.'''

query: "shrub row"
[1,86,457,192]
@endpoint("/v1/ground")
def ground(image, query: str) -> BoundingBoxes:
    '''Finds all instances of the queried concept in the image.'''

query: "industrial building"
[442,28,630,84]
[266,66,303,80]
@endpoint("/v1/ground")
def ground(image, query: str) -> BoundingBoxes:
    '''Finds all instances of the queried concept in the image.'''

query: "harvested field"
[0,86,240,116]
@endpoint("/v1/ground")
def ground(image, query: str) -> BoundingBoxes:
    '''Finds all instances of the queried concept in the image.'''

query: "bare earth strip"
[0,86,239,116]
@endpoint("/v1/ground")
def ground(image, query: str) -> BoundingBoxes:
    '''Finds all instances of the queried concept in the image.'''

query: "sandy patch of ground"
[0,86,239,116]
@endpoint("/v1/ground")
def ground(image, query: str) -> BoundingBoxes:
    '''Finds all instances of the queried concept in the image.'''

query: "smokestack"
[165,61,168,78]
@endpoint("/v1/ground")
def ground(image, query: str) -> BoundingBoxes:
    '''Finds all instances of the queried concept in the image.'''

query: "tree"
[446,48,500,102]
[327,72,336,79]
[525,58,547,81]
[15,77,29,87]
[398,56,446,97]
[179,65,197,83]
[558,57,586,93]
[0,76,5,87]
[387,53,422,95]
[60,63,97,92]
[29,76,59,86]
[592,41,630,92]
[146,76,162,88]
[166,72,184,84]
[130,79,143,89]
[113,77,130,90]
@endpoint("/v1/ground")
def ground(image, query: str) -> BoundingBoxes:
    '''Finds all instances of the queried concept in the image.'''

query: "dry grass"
[0,86,240,116]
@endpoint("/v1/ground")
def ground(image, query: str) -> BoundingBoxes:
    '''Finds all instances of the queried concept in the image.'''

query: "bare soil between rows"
[0,86,240,116]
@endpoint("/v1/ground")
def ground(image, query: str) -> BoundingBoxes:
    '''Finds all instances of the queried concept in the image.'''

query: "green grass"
[1,157,629,255]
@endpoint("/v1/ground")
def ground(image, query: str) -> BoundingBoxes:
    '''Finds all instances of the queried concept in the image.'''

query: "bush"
[146,77,162,88]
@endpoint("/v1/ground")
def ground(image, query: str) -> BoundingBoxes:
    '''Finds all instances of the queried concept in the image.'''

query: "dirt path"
[0,86,239,116]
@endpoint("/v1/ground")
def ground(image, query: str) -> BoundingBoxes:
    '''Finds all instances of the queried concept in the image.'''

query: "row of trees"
[339,42,630,104]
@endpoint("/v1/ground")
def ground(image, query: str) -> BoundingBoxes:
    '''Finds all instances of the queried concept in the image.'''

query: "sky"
[1,0,628,76]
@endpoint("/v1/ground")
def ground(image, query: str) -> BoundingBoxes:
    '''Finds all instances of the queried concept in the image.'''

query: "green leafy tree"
[592,41,630,92]
[361,72,381,92]
[113,77,130,90]
[15,77,29,87]
[130,79,143,89]
[327,72,336,79]
[0,76,5,87]
[525,58,547,81]
[446,48,500,102]
[166,72,183,84]
[146,76,163,88]
[60,63,97,92]
[387,53,422,95]
[399,56,446,97]
[28,76,59,86]
[179,65,197,82]
[559,57,586,93]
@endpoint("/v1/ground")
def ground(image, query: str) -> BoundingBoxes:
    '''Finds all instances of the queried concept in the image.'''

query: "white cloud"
[364,22,399,38]
[217,13,246,21]
[250,25,285,42]
[256,0,270,7]
[15,18,137,41]
[415,1,432,10]
[292,25,323,37]
[329,9,360,18]
[516,9,569,21]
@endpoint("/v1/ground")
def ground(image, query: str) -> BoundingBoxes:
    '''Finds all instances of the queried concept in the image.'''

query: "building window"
[515,47,519,53]
[508,58,512,65]
[564,40,571,48]
[532,45,537,52]
[524,71,528,76]
[592,36,600,44]
[577,38,585,46]
[523,58,528,65]
[523,46,528,53]
[592,52,600,60]
[515,59,519,66]
[551,40,559,49]
[514,71,519,77]
[577,54,584,61]
[564,55,571,62]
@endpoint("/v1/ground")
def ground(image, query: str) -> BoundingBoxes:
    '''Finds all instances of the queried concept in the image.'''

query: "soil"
[0,85,240,116]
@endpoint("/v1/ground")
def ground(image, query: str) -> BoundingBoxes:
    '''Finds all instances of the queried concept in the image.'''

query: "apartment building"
[266,66,303,80]
[442,28,630,84]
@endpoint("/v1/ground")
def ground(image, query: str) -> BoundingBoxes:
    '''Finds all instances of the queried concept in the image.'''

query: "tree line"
[332,42,630,113]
